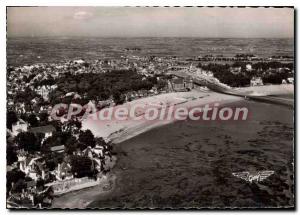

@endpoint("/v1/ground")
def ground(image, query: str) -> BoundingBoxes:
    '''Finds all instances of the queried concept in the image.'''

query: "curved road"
[169,70,294,107]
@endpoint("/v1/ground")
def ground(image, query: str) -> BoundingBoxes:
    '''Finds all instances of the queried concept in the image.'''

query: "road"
[168,70,294,107]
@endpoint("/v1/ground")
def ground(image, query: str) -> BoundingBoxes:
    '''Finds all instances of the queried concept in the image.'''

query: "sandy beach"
[82,90,242,143]
[82,84,293,144]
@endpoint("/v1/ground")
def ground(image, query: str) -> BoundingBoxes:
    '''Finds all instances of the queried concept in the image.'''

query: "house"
[50,145,65,153]
[18,155,44,181]
[93,145,105,158]
[171,77,194,91]
[184,78,194,90]
[29,125,56,139]
[250,77,263,86]
[82,147,94,159]
[35,85,50,101]
[65,92,76,97]
[172,78,185,91]
[230,67,241,74]
[246,64,252,71]
[73,59,85,65]
[26,180,37,189]
[12,119,28,136]
[54,162,73,181]
[73,93,81,99]
[287,77,294,84]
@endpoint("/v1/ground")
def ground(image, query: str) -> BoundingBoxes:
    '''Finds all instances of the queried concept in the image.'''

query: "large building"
[250,77,264,86]
[171,77,194,91]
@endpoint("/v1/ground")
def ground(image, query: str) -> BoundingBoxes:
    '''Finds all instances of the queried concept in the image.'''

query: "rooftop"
[29,125,56,134]
[50,145,65,152]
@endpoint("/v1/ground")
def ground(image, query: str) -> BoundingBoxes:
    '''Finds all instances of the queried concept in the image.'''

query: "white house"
[12,119,28,136]
[287,77,294,84]
[250,77,263,86]
[18,155,44,181]
[246,64,252,71]
[36,85,50,101]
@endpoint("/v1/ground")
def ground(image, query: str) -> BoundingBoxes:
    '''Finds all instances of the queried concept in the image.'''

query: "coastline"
[87,96,294,208]
[82,89,243,143]
[51,173,117,209]
[53,84,294,208]
[82,84,293,144]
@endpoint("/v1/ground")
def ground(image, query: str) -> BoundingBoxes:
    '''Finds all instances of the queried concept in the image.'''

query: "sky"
[7,7,294,38]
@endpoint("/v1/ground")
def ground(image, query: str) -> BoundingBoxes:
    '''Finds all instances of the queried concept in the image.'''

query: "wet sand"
[88,99,294,208]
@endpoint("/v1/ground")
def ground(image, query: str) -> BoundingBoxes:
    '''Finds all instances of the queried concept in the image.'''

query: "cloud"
[73,11,93,20]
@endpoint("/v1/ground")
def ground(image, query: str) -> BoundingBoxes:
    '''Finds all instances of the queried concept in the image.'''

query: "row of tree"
[49,69,160,105]
[198,61,294,87]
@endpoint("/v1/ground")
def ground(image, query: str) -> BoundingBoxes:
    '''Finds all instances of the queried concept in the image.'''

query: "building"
[12,119,28,136]
[50,145,65,153]
[287,77,294,84]
[250,77,263,86]
[36,86,50,101]
[230,67,242,74]
[172,78,185,91]
[171,77,194,91]
[184,78,194,90]
[54,162,73,181]
[18,155,45,181]
[29,125,56,139]
[246,64,252,71]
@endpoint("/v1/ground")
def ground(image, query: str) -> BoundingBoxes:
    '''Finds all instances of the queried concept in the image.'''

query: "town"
[6,52,294,208]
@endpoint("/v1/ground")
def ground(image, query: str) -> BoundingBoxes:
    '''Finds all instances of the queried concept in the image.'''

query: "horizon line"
[7,36,294,39]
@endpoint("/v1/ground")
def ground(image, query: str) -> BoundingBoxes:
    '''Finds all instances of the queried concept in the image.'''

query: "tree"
[7,170,26,194]
[78,129,96,149]
[64,120,82,134]
[65,136,78,155]
[112,89,125,105]
[95,137,106,147]
[28,114,39,127]
[70,155,95,178]
[7,145,18,165]
[157,79,167,90]
[7,111,18,130]
[11,179,27,194]
[36,178,45,190]
[15,132,40,153]
[39,112,49,125]
[42,131,72,150]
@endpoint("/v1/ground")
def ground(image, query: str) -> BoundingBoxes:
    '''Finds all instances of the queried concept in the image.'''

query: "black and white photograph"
[5,5,295,209]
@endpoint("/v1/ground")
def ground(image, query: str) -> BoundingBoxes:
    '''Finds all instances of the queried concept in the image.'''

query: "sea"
[7,37,294,66]
[87,100,294,208]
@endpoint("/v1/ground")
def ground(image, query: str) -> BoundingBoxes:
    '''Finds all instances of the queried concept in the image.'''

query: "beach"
[81,90,242,144]
[51,85,294,208]
[87,98,294,208]
[82,84,293,144]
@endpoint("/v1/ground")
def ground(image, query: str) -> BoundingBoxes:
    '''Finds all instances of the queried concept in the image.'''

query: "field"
[7,37,293,66]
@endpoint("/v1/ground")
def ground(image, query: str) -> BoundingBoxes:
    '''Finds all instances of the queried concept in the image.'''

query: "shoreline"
[86,97,294,208]
[53,85,294,209]
[83,84,293,144]
[51,173,117,209]
[82,90,243,143]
